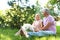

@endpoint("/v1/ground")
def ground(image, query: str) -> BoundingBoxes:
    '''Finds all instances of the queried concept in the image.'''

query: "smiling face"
[35,14,40,20]
[42,11,47,17]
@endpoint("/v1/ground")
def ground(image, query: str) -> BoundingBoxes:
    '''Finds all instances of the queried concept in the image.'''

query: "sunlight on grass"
[39,37,47,40]
[47,36,55,40]
[56,37,60,40]
[34,37,40,40]
[56,21,60,26]
[33,37,47,40]
[1,34,11,40]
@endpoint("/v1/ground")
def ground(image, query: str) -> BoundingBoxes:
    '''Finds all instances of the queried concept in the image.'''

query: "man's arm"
[41,21,51,30]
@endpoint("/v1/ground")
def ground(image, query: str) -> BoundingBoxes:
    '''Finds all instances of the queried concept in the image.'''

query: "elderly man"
[41,9,56,32]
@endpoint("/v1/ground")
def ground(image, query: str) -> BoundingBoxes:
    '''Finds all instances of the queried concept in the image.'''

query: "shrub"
[0,6,35,29]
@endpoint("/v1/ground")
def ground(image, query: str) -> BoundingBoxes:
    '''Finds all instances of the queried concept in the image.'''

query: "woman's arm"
[32,21,35,26]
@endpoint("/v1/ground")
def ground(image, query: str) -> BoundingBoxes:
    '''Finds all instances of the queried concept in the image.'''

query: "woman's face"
[35,15,40,20]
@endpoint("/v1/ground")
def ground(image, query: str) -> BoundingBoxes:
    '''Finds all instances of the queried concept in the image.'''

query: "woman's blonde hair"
[35,13,40,20]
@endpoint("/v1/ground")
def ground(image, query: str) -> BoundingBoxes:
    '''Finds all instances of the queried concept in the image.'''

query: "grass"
[0,26,60,40]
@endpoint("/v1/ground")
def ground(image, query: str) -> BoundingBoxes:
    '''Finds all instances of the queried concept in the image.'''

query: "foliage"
[0,0,38,28]
[46,0,60,21]
[49,0,57,5]
[49,0,60,10]
[0,4,36,29]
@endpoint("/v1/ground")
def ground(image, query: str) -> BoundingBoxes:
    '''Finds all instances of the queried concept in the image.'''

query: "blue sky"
[0,0,48,10]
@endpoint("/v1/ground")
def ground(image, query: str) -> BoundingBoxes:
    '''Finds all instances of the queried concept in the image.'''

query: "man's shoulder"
[48,15,55,22]
[48,15,53,18]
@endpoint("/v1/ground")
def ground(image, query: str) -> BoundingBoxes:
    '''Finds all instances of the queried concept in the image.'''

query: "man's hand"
[41,21,51,30]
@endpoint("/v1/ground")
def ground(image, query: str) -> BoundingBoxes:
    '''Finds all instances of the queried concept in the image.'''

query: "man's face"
[42,11,47,17]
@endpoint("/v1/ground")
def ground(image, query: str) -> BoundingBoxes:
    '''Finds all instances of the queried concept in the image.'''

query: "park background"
[0,0,60,40]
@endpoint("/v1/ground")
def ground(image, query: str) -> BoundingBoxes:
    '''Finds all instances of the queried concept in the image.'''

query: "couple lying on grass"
[15,9,56,38]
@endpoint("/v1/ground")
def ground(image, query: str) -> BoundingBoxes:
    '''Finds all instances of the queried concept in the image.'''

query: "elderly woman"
[27,9,56,37]
[15,13,42,37]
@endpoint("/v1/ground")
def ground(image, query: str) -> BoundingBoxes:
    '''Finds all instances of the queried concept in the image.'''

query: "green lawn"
[0,26,60,40]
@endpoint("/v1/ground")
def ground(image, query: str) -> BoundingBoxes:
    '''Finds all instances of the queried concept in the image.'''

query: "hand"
[34,27,39,32]
[39,27,43,30]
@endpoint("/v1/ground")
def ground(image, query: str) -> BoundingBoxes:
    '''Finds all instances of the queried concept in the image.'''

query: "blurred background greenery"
[0,0,60,29]
[0,0,60,40]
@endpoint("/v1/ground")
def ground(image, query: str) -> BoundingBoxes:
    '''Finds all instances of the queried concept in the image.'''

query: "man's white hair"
[43,8,50,14]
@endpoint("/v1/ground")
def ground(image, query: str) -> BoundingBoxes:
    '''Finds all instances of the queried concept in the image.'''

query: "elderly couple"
[15,9,56,38]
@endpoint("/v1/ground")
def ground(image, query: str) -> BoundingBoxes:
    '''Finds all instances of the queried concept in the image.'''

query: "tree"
[44,0,60,21]
[48,0,60,10]
[2,0,36,29]
[35,0,43,19]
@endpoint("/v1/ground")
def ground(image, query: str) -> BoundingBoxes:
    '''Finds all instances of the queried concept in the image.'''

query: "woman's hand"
[34,27,40,32]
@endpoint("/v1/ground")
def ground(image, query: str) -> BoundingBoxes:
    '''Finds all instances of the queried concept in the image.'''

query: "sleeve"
[47,16,55,24]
